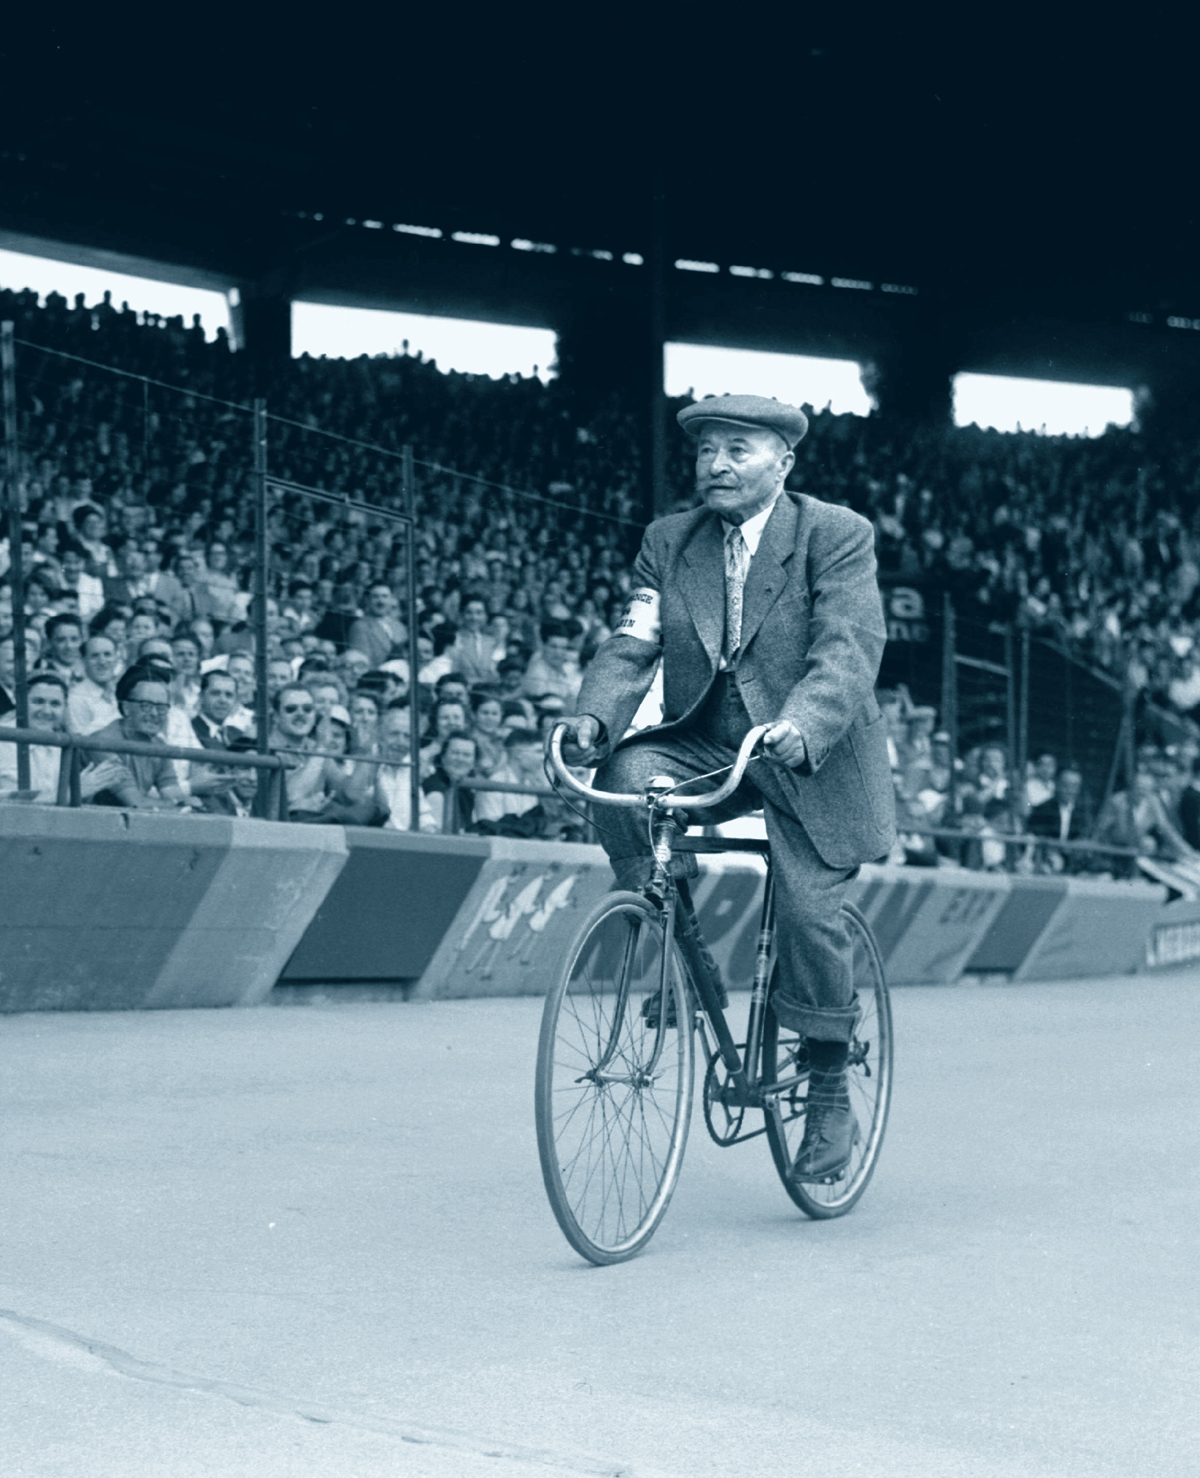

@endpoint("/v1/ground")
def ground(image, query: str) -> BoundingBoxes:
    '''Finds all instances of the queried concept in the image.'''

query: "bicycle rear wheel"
[762,901,892,1218]
[535,890,695,1265]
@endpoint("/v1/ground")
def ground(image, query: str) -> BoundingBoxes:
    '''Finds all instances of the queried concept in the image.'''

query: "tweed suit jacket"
[576,492,896,868]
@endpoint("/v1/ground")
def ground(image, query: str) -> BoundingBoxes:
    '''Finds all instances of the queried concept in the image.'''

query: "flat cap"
[677,394,809,448]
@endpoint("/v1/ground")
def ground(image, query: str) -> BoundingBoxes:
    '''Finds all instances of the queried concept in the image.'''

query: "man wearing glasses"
[83,662,188,809]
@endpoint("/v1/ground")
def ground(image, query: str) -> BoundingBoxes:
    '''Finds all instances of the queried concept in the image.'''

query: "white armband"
[615,588,662,646]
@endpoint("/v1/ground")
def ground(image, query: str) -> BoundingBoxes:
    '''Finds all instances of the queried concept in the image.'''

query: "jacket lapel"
[739,494,799,655]
[679,513,725,667]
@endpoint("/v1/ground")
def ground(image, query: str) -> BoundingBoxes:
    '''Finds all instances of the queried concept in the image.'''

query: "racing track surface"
[3,974,1198,1477]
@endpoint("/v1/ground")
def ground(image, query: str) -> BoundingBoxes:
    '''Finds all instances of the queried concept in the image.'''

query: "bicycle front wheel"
[535,890,695,1265]
[762,901,892,1219]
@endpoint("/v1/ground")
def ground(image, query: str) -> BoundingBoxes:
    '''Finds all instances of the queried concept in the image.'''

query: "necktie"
[724,524,749,663]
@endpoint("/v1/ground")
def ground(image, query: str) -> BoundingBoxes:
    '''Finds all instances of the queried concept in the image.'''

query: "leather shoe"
[790,1091,860,1184]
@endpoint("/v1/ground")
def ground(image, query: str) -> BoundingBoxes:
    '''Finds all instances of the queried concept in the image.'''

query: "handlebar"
[547,722,773,812]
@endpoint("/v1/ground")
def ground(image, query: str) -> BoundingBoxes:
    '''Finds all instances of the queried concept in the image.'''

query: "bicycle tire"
[762,901,892,1218]
[535,890,695,1265]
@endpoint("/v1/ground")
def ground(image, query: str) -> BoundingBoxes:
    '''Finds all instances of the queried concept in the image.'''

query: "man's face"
[441,737,476,782]
[542,635,570,671]
[277,688,316,738]
[1035,755,1057,783]
[202,675,237,724]
[122,681,171,739]
[177,556,198,587]
[462,600,487,632]
[311,682,340,719]
[366,586,390,617]
[417,635,433,665]
[1057,771,1082,805]
[438,680,469,708]
[227,656,255,705]
[49,622,83,666]
[28,681,66,731]
[267,659,294,697]
[83,636,117,687]
[380,712,410,762]
[695,422,793,525]
[172,638,201,676]
[123,547,146,577]
[340,650,370,686]
[61,550,85,581]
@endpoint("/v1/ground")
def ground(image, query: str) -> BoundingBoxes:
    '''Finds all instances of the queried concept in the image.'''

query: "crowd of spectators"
[882,683,1200,885]
[6,281,1200,865]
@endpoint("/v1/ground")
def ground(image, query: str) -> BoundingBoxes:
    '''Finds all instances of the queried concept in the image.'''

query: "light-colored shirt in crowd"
[521,652,582,704]
[1024,777,1055,809]
[449,631,501,686]
[0,718,63,801]
[472,761,539,824]
[67,678,120,736]
[375,763,437,832]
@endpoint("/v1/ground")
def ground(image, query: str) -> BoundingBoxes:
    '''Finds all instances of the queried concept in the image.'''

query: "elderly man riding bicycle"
[562,394,896,1184]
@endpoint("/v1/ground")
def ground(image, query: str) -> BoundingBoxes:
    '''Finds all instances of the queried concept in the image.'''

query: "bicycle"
[535,721,893,1266]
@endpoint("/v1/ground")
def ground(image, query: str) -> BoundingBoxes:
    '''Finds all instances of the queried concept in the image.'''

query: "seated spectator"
[374,704,436,832]
[267,656,296,704]
[420,695,469,777]
[434,671,471,709]
[39,613,86,688]
[0,635,17,718]
[224,652,258,735]
[1179,754,1200,852]
[84,664,188,809]
[1027,766,1092,872]
[313,579,361,652]
[348,689,382,755]
[103,544,155,607]
[470,692,506,776]
[1024,752,1059,810]
[198,734,261,818]
[89,606,129,666]
[423,730,478,833]
[0,672,67,802]
[473,726,544,825]
[71,504,118,578]
[58,540,105,622]
[155,550,216,627]
[1094,770,1198,867]
[348,581,404,668]
[169,629,204,716]
[67,633,121,735]
[522,620,582,705]
[201,540,242,622]
[192,670,239,747]
[449,596,500,686]
[268,683,327,821]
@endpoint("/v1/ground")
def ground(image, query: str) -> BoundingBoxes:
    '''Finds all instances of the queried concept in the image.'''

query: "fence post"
[940,592,958,762]
[251,398,272,818]
[2,321,30,792]
[402,444,422,833]
[1004,623,1017,783]
[1018,625,1030,782]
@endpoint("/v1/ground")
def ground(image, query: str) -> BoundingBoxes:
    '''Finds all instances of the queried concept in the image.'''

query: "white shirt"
[0,718,63,801]
[720,496,779,559]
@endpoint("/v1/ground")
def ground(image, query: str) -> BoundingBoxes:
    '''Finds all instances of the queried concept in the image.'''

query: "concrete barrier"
[280,828,491,986]
[0,804,345,1012]
[417,839,615,999]
[1013,874,1166,982]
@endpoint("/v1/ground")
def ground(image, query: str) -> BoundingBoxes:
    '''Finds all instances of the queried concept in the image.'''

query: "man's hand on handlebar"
[762,720,807,768]
[557,715,604,766]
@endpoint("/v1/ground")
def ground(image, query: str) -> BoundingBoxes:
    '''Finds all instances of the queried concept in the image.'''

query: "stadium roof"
[0,3,1195,320]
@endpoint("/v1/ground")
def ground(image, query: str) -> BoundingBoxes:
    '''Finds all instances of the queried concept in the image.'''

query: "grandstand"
[4,5,1200,872]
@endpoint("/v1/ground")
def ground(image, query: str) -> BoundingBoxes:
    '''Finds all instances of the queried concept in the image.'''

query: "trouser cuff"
[772,991,861,1042]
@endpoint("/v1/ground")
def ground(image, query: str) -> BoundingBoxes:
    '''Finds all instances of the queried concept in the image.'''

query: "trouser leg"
[751,778,860,1044]
[593,728,744,891]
